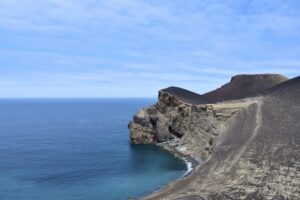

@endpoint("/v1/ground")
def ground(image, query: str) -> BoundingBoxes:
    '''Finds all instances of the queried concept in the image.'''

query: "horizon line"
[0,97,157,99]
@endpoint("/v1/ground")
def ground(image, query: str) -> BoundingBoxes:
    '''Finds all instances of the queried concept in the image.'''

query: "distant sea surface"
[0,99,186,200]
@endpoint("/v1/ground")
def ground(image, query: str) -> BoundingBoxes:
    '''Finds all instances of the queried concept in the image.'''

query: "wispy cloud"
[0,0,299,97]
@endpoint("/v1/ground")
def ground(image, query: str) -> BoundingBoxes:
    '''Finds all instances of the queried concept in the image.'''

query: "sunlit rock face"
[128,87,221,161]
[129,74,300,200]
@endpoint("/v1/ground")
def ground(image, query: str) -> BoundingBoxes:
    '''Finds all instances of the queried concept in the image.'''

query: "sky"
[0,0,299,98]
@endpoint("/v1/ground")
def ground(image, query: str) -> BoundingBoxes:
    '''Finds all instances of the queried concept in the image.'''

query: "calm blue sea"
[0,99,186,200]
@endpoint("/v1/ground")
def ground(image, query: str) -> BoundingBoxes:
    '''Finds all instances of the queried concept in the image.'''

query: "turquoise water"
[0,99,186,200]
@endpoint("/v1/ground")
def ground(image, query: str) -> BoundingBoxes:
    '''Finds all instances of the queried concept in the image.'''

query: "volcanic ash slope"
[128,74,300,200]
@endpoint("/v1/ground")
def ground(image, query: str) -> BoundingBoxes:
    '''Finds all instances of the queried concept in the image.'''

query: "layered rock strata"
[128,88,227,162]
[128,74,299,199]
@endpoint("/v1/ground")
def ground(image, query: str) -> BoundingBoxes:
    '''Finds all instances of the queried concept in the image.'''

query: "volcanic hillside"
[143,75,300,199]
[265,76,300,98]
[204,74,288,102]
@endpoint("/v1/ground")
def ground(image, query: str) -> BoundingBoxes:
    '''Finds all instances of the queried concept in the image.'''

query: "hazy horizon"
[0,74,298,98]
[0,1,299,97]
[0,97,157,99]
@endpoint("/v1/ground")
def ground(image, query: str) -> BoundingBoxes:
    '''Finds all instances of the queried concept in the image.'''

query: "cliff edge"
[128,74,299,199]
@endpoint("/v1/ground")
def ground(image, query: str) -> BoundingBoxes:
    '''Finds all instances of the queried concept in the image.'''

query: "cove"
[0,99,187,200]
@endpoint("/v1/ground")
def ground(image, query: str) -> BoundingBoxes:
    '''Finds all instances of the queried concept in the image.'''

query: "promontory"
[128,74,300,200]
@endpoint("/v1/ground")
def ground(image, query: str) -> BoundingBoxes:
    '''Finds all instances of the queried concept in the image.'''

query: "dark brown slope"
[161,86,214,104]
[264,75,300,98]
[204,74,288,102]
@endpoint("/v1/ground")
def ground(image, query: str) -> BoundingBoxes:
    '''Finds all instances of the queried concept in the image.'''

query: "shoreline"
[129,75,299,199]
[182,157,193,177]
[157,139,200,169]
[141,140,201,197]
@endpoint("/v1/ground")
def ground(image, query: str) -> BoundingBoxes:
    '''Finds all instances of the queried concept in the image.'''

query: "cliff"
[128,74,300,199]
[129,86,221,161]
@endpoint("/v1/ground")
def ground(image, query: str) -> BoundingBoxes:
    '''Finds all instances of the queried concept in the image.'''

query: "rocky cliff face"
[128,74,300,199]
[128,74,288,162]
[129,86,250,162]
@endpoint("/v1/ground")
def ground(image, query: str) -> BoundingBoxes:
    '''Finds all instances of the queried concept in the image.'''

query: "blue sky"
[0,0,299,97]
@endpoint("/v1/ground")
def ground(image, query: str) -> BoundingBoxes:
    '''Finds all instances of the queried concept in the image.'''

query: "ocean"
[0,99,187,200]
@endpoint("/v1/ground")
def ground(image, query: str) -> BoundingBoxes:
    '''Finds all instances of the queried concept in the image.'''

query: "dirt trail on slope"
[226,99,263,172]
[144,98,265,200]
